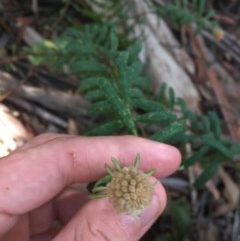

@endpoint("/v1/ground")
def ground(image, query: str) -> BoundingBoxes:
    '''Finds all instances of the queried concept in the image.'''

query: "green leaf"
[205,9,216,19]
[192,0,198,9]
[100,81,137,135]
[85,120,124,135]
[131,99,166,112]
[182,0,189,8]
[129,88,144,99]
[208,111,221,139]
[28,42,53,65]
[49,57,66,71]
[154,84,167,102]
[64,42,97,56]
[70,4,102,21]
[169,198,192,240]
[69,61,107,74]
[202,115,210,132]
[202,134,233,160]
[80,77,105,91]
[230,143,240,156]
[88,174,112,193]
[128,41,142,65]
[184,145,209,167]
[110,29,119,52]
[84,89,105,101]
[135,112,176,125]
[187,111,197,125]
[194,156,221,187]
[28,54,46,66]
[151,120,186,142]
[115,53,131,101]
[88,100,112,116]
[128,61,144,77]
[168,87,175,108]
[132,77,150,90]
[197,0,206,15]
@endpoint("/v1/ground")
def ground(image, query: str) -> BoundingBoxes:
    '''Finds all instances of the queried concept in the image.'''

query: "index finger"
[0,135,181,215]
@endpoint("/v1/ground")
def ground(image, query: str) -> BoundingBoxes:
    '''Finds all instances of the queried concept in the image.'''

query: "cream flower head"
[89,154,155,216]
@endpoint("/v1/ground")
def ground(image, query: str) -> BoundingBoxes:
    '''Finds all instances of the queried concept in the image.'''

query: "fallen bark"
[0,70,90,128]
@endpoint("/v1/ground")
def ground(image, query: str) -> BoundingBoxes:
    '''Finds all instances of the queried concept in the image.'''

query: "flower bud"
[213,28,224,41]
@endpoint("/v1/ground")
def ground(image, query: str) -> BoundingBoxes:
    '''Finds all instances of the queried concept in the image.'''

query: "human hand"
[0,134,181,241]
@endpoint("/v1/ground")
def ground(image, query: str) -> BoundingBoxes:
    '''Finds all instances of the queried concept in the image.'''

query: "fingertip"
[168,144,182,168]
[143,140,182,178]
[106,135,182,178]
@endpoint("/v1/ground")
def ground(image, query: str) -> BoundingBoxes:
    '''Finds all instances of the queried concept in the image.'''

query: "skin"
[0,134,181,241]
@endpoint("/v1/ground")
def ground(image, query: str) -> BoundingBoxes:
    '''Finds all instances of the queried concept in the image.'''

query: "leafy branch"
[27,24,239,187]
[150,0,219,34]
[28,25,180,138]
[164,92,240,186]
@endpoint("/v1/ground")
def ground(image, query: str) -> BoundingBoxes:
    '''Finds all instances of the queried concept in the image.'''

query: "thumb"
[53,181,166,241]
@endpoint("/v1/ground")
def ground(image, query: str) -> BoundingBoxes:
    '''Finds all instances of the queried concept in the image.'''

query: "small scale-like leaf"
[146,169,155,176]
[89,193,107,199]
[87,174,111,194]
[111,157,122,171]
[93,174,112,189]
[105,164,113,176]
[134,153,140,169]
[92,186,107,193]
